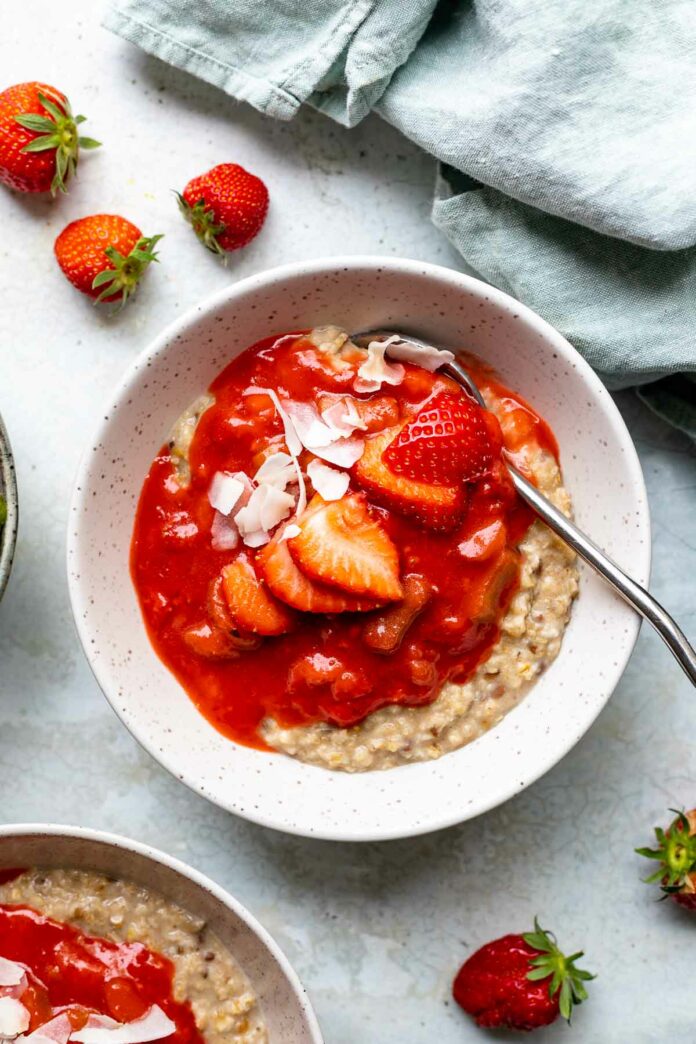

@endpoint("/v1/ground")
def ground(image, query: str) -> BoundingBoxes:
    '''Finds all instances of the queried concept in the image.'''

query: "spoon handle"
[508,464,696,685]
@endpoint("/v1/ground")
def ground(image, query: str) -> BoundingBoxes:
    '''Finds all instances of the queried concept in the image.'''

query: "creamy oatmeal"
[263,443,577,770]
[132,327,577,773]
[0,868,267,1044]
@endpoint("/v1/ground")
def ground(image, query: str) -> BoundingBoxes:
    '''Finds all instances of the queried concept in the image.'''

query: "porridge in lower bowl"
[131,328,577,772]
[0,868,266,1044]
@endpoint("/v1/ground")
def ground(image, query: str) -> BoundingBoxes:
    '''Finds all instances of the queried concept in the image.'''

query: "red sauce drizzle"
[0,905,203,1044]
[130,332,560,750]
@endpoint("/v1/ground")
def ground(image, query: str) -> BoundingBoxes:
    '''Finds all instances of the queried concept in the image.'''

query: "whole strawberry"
[0,82,99,194]
[177,163,269,254]
[453,920,593,1031]
[383,392,502,486]
[637,808,696,910]
[55,215,162,307]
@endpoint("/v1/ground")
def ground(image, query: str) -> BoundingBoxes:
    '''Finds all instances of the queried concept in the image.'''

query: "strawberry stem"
[523,919,594,1023]
[14,89,100,195]
[92,234,163,308]
[176,192,227,255]
[636,809,696,895]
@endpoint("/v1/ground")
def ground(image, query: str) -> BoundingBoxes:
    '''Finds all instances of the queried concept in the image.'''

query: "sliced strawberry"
[287,493,402,601]
[383,392,500,485]
[257,525,381,613]
[353,427,468,532]
[221,556,296,636]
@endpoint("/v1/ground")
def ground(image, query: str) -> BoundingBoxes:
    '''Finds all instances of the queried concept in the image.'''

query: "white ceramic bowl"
[0,412,18,602]
[0,824,322,1042]
[67,257,650,841]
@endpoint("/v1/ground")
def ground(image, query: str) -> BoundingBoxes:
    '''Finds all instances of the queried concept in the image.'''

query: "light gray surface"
[0,4,695,1042]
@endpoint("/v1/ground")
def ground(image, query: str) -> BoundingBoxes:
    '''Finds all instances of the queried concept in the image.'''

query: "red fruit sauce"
[0,904,202,1044]
[131,332,559,750]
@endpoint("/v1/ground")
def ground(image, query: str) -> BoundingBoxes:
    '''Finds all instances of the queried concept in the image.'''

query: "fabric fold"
[104,0,696,436]
[104,0,435,123]
[432,175,696,390]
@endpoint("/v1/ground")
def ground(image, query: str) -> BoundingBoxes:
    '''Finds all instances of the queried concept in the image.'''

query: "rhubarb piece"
[362,574,432,653]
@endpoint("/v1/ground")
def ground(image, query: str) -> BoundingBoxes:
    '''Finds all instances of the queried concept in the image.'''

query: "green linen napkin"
[105,0,696,438]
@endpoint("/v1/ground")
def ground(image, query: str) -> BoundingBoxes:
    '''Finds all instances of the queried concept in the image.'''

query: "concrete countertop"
[1,4,695,1041]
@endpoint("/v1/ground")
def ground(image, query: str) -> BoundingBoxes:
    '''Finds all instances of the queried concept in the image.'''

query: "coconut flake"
[281,400,365,467]
[235,484,294,546]
[311,438,364,468]
[284,402,339,449]
[17,1014,73,1044]
[211,511,239,551]
[279,524,302,542]
[242,530,271,548]
[259,485,296,531]
[71,1007,176,1044]
[234,487,267,541]
[306,460,350,501]
[253,452,296,490]
[0,960,24,989]
[354,337,405,393]
[290,456,307,517]
[0,998,29,1038]
[320,397,367,435]
[208,471,247,516]
[384,338,455,371]
[243,387,302,457]
[269,334,303,352]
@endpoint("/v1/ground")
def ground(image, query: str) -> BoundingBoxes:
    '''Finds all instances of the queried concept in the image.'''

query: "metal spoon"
[354,330,696,685]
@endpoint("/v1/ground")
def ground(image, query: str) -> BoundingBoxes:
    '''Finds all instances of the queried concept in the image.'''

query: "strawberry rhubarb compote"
[131,327,577,771]
[0,868,266,1043]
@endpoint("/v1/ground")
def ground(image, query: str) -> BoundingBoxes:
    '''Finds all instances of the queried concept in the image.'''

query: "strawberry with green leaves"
[177,163,269,255]
[54,214,162,307]
[453,919,594,1032]
[637,808,696,910]
[0,82,99,194]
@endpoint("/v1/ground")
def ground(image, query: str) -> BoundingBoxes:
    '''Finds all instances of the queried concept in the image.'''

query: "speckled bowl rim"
[0,823,324,1042]
[0,412,18,602]
[67,256,651,841]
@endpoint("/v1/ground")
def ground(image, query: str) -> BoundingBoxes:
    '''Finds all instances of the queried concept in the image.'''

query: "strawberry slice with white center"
[258,523,384,613]
[287,493,403,601]
[221,556,296,635]
[353,427,468,532]
[383,392,500,485]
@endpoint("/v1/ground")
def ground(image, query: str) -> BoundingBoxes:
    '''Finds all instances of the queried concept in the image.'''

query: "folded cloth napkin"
[105,0,696,437]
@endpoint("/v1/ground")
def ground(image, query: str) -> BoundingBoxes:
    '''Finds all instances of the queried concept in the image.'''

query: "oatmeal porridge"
[131,328,577,772]
[0,868,266,1044]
